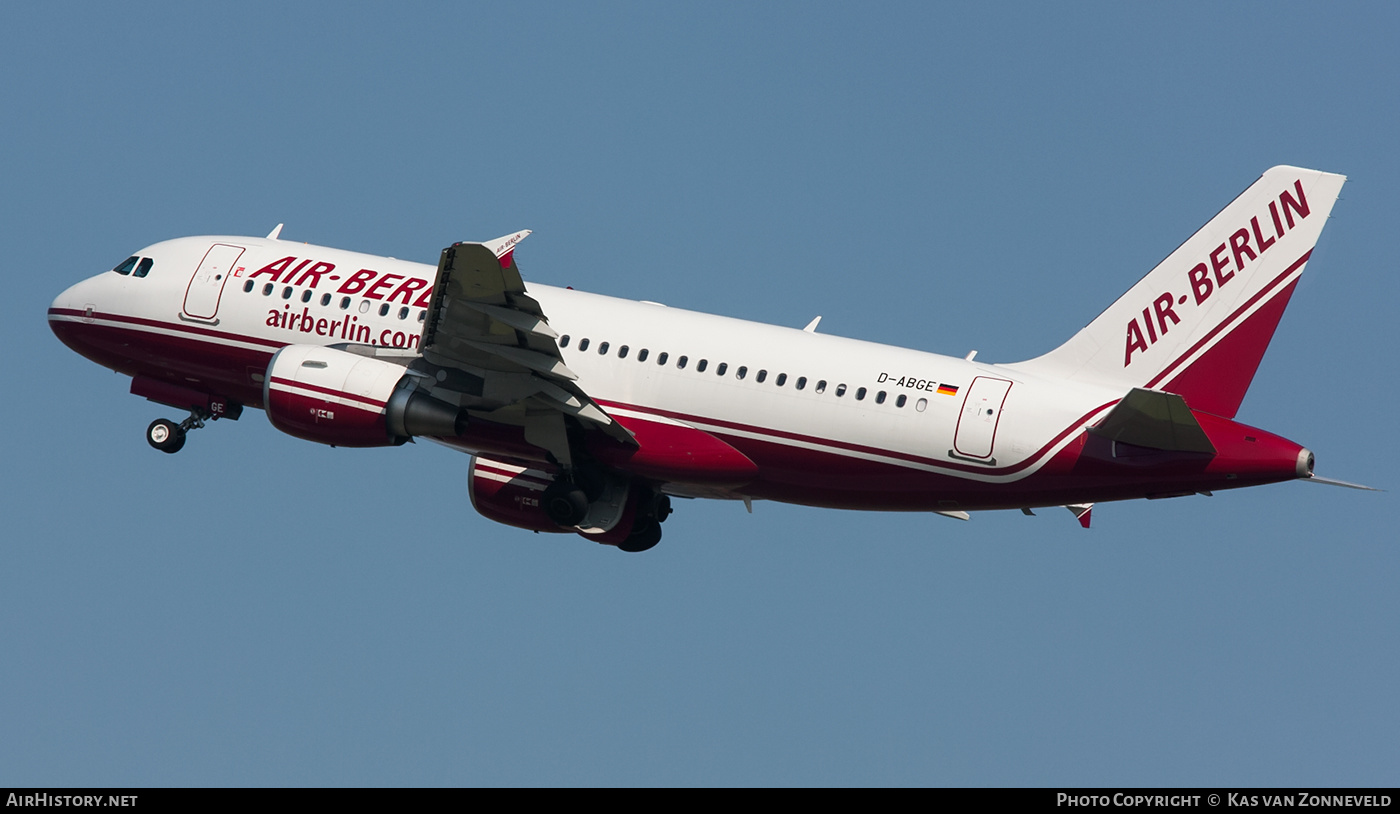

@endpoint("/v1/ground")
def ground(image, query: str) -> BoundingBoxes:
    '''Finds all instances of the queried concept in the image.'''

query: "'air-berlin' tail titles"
[1124,178,1312,368]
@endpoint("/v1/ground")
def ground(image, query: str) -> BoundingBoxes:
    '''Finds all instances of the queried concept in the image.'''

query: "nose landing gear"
[146,418,186,453]
[146,407,217,454]
[142,393,243,454]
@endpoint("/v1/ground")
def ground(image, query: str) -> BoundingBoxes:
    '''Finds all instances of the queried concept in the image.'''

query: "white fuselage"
[54,236,1120,481]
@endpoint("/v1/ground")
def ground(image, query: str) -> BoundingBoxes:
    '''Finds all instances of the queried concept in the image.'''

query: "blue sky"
[2,2,1396,786]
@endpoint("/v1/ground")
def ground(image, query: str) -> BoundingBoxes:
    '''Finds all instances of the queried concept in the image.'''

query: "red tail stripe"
[1145,250,1310,390]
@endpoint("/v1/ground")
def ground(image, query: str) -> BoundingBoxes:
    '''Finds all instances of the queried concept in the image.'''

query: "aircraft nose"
[49,277,96,322]
[50,280,83,314]
[48,275,104,354]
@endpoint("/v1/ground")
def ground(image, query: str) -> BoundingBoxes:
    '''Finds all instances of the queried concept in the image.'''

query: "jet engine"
[468,455,672,552]
[264,345,464,447]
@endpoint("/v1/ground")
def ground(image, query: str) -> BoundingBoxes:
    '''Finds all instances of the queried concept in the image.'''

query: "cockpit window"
[113,256,138,275]
[133,258,153,278]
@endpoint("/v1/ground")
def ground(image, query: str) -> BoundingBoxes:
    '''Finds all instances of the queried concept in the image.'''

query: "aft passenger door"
[182,244,245,321]
[953,376,1013,460]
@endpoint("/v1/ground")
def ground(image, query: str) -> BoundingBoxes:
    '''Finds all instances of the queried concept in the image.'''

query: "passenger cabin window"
[696,359,708,372]
[560,335,570,348]
[263,283,274,296]
[302,290,313,303]
[796,377,806,390]
[133,258,153,278]
[398,307,409,320]
[896,394,907,407]
[776,373,787,386]
[578,338,590,351]
[112,256,138,275]
[876,391,887,404]
[835,383,846,397]
[321,293,332,306]
[340,296,351,310]
[657,352,669,365]
[379,303,390,317]
[358,300,370,314]
[282,286,293,299]
[677,355,687,369]
[856,387,867,401]
[417,310,426,323]
[756,369,767,383]
[598,341,609,355]
[244,280,255,293]
[916,397,928,412]
[736,366,747,380]
[618,345,629,359]
[716,362,727,376]
[815,380,827,394]
[638,349,649,362]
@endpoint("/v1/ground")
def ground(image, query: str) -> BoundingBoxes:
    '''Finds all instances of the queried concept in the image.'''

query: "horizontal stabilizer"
[1305,475,1382,492]
[1089,388,1216,454]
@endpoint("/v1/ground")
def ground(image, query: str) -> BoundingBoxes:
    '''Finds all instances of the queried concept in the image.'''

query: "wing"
[416,231,634,465]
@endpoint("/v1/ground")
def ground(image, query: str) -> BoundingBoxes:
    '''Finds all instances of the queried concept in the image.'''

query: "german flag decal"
[937,384,959,396]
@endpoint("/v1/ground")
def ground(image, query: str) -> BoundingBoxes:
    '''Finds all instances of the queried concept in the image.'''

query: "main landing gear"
[619,492,673,554]
[542,472,674,553]
[146,408,210,454]
[542,478,591,527]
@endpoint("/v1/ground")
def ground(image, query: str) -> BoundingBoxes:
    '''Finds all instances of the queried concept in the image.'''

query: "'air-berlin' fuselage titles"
[49,167,1357,551]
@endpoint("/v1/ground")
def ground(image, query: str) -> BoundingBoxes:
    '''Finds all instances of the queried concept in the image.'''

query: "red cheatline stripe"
[1146,250,1310,390]
[47,307,287,350]
[268,376,386,410]
[599,398,1115,477]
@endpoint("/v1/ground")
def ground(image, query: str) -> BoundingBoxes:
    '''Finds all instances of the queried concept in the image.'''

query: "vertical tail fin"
[1010,166,1345,418]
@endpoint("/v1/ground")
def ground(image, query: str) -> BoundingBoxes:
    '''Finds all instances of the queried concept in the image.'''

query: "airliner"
[48,166,1366,551]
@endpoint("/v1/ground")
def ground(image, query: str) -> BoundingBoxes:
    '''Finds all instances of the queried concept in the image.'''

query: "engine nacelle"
[264,345,464,447]
[467,456,573,534]
[464,456,649,546]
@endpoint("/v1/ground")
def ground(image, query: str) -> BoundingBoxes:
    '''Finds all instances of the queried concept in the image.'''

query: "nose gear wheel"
[145,407,212,454]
